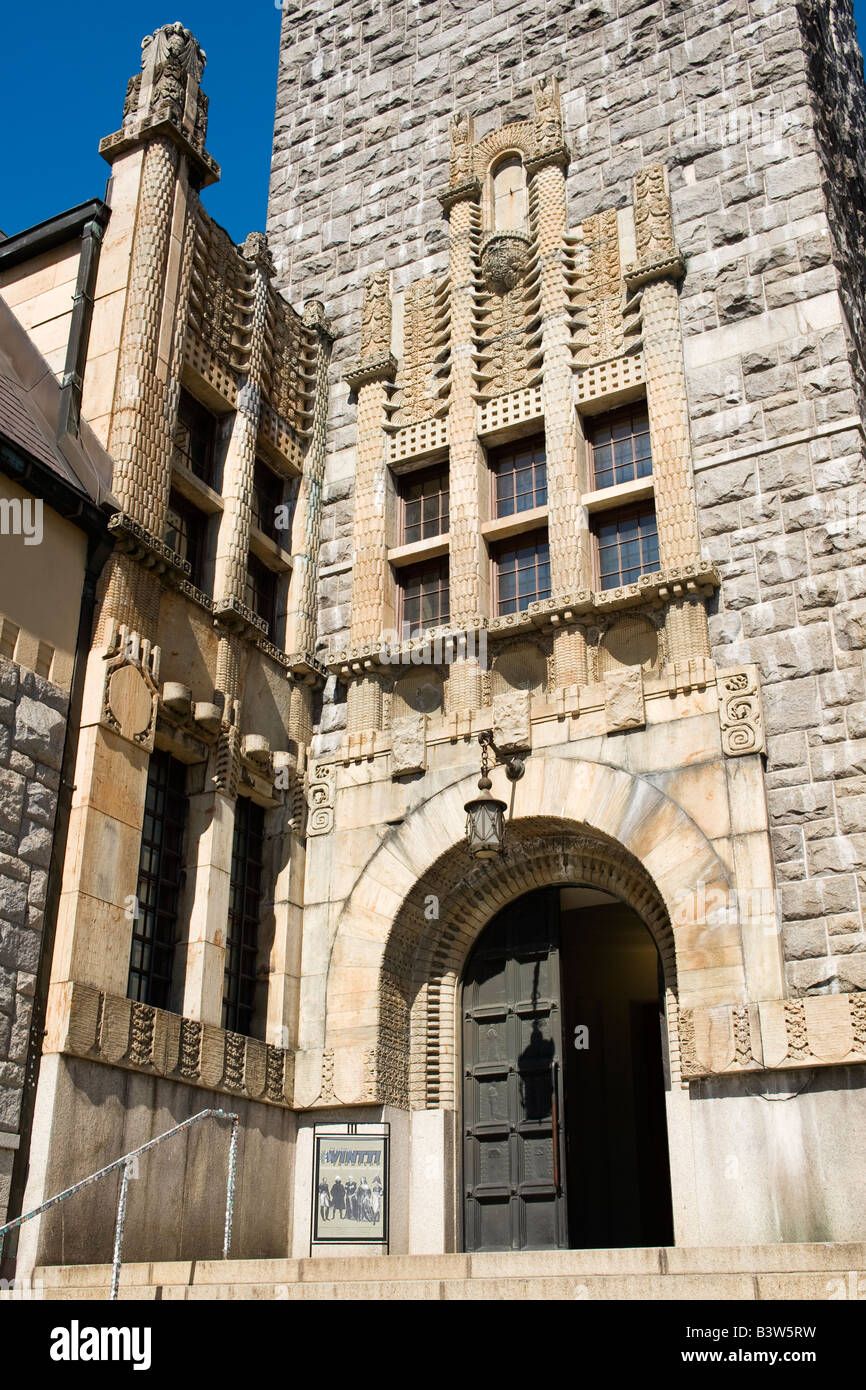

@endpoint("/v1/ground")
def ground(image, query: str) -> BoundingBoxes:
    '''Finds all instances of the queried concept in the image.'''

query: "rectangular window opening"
[593,504,660,589]
[223,796,265,1037]
[493,531,551,615]
[128,749,187,1010]
[489,436,547,519]
[174,387,219,488]
[399,464,450,545]
[588,404,652,492]
[398,556,450,639]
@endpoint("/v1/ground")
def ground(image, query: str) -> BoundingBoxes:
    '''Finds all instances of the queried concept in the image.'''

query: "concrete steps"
[26,1243,866,1300]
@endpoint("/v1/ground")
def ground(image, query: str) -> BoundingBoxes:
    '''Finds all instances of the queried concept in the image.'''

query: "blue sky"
[1,2,866,245]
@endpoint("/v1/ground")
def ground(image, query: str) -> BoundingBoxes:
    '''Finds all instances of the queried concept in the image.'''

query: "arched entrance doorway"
[462,884,674,1252]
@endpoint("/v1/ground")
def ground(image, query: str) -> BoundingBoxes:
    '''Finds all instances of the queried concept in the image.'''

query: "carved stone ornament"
[479,230,533,292]
[449,110,474,185]
[101,625,160,751]
[604,667,645,733]
[240,231,276,278]
[532,75,563,154]
[492,690,531,751]
[307,762,337,836]
[391,713,427,776]
[718,667,766,756]
[360,270,392,358]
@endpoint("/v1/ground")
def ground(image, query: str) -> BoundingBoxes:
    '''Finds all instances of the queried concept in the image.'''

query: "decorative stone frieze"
[679,993,866,1079]
[47,982,293,1105]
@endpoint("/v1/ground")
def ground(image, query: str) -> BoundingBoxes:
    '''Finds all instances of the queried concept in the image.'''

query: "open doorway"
[461,884,674,1251]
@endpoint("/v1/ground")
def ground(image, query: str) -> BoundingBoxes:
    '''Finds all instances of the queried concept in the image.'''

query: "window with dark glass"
[223,796,265,1037]
[251,458,285,543]
[588,404,652,491]
[490,437,547,518]
[399,465,449,544]
[165,489,206,589]
[493,532,551,615]
[174,387,218,487]
[399,558,450,638]
[245,553,278,638]
[594,505,660,589]
[128,750,187,1010]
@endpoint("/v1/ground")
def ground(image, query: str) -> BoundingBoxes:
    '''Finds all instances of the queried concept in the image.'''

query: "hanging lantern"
[464,735,508,858]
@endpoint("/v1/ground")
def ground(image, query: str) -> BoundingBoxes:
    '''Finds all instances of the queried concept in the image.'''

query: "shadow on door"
[462,884,674,1251]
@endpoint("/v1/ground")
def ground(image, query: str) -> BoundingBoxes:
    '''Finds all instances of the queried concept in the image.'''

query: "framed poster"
[312,1127,389,1246]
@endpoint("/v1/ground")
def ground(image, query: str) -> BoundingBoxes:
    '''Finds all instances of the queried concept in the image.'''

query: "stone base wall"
[17,1055,296,1269]
[0,656,67,1224]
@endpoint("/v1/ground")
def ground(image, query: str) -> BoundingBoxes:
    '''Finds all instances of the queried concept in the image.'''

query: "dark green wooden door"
[462,889,567,1252]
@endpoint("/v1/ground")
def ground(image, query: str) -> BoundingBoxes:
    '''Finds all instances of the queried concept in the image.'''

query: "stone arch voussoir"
[325,759,737,1109]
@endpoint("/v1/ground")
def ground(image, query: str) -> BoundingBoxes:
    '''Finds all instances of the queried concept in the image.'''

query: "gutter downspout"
[56,205,111,444]
[1,527,112,1276]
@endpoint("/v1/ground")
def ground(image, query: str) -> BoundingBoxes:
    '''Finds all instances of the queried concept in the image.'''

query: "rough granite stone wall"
[267,0,866,995]
[0,657,67,1223]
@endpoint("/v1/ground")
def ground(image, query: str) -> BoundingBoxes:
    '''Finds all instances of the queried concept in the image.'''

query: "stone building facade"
[0,291,115,1229]
[264,0,866,1253]
[3,0,866,1271]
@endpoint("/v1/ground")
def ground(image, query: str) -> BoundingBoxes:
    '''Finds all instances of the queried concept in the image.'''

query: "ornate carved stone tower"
[265,0,866,1253]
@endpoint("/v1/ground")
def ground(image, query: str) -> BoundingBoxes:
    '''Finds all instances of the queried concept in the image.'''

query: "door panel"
[462,889,566,1252]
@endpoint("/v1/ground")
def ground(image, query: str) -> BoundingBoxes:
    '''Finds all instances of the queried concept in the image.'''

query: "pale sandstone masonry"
[0,658,66,1223]
[268,0,866,994]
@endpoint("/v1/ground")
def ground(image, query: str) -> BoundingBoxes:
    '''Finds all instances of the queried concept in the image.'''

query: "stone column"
[51,25,213,1007]
[213,235,272,611]
[345,272,396,733]
[178,776,235,1024]
[285,301,333,662]
[630,165,701,571]
[528,91,587,689]
[629,164,708,665]
[441,145,486,713]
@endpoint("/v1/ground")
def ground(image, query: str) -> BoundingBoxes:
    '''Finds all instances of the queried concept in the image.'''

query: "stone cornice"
[212,596,268,639]
[327,564,720,676]
[108,512,190,583]
[437,178,482,211]
[623,251,686,289]
[343,352,398,391]
[99,117,220,186]
[255,639,328,685]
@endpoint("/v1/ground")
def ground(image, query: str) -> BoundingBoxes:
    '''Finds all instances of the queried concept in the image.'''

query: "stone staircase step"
[22,1242,866,1301]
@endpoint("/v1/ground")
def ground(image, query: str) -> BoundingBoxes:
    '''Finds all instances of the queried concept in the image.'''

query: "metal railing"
[0,1107,239,1300]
